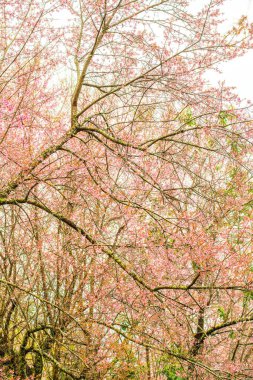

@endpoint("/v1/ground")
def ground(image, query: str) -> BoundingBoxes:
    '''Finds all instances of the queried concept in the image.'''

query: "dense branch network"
[0,0,253,379]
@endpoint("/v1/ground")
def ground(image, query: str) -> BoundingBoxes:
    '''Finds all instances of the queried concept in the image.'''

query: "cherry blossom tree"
[0,0,253,379]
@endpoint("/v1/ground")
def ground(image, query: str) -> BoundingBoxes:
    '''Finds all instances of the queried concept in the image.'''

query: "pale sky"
[56,0,253,101]
[201,0,253,101]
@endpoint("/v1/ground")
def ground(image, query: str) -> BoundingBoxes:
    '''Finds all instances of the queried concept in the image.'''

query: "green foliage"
[166,237,175,248]
[115,314,131,332]
[243,290,253,306]
[223,168,240,198]
[218,110,235,127]
[158,353,185,380]
[179,107,196,126]
[160,365,185,380]
[238,198,253,217]
[228,167,238,179]
[217,306,229,321]
[121,321,130,331]
[110,345,143,380]
[231,141,241,154]
[219,111,229,126]
[192,261,201,271]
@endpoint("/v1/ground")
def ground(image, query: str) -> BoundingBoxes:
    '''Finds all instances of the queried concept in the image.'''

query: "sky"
[199,0,253,101]
[55,0,253,101]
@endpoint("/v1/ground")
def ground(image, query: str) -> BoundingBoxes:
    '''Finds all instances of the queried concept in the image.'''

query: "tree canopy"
[0,0,253,379]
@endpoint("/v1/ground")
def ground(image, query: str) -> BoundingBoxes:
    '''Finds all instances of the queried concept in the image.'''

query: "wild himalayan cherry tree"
[0,0,253,379]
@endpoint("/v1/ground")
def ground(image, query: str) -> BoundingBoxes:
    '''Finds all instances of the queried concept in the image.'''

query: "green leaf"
[243,290,253,306]
[179,107,196,126]
[218,306,228,321]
